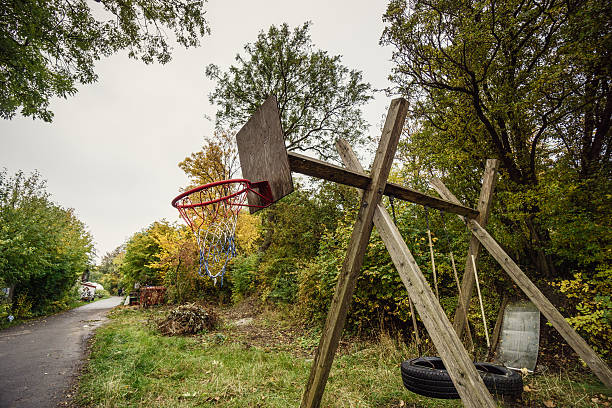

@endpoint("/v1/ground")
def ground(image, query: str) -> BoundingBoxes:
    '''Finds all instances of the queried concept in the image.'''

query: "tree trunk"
[7,284,16,305]
[525,216,556,279]
[259,211,276,252]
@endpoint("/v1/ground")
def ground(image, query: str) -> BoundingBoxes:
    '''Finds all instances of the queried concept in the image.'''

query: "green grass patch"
[77,307,610,408]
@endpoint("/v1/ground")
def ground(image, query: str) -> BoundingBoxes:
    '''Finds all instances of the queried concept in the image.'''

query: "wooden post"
[489,294,509,360]
[300,99,408,408]
[452,159,499,337]
[431,179,612,388]
[335,139,497,408]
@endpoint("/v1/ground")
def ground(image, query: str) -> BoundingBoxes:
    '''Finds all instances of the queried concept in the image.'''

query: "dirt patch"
[215,296,262,321]
[207,297,356,358]
[209,297,307,355]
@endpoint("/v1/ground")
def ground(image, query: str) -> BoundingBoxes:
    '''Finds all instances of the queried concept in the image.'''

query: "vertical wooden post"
[431,179,612,388]
[336,139,497,408]
[300,99,408,408]
[489,293,509,359]
[453,159,499,337]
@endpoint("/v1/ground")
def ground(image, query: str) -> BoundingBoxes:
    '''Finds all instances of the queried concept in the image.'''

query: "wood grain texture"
[432,179,612,388]
[300,99,408,408]
[335,138,497,408]
[431,159,499,337]
[236,95,293,212]
[287,152,479,218]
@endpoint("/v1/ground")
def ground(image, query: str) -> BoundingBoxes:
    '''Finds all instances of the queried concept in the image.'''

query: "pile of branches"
[157,303,218,336]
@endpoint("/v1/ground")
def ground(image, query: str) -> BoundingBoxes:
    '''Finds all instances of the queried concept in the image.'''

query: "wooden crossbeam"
[287,152,479,218]
[431,179,612,388]
[336,139,497,408]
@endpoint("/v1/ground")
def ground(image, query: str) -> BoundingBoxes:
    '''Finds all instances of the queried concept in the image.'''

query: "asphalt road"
[0,296,124,408]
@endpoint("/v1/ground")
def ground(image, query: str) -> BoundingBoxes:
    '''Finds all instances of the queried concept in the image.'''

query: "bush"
[0,302,10,322]
[264,258,299,304]
[554,266,612,359]
[13,293,32,318]
[95,288,110,299]
[228,254,259,302]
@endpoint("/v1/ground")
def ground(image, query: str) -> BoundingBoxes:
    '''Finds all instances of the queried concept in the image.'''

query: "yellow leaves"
[235,212,260,253]
[179,131,238,186]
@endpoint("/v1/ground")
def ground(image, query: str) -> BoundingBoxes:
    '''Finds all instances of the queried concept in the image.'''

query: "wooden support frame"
[236,95,611,407]
[300,98,409,408]
[335,139,497,408]
[452,159,499,337]
[430,179,612,388]
[287,152,479,218]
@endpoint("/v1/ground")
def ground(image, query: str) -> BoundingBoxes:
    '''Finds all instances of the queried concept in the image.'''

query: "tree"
[120,222,166,289]
[147,220,200,303]
[1,0,209,122]
[205,22,373,160]
[382,0,611,185]
[0,169,94,313]
[179,131,239,187]
[93,246,125,294]
[381,0,612,277]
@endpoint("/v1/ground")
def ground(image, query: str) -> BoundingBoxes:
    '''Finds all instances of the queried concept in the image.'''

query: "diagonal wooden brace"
[300,98,408,408]
[335,139,497,408]
[431,178,612,388]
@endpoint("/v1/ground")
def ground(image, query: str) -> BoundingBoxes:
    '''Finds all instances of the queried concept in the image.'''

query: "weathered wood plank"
[236,95,294,211]
[300,98,409,408]
[335,138,497,408]
[442,159,499,337]
[489,293,509,358]
[432,180,612,388]
[287,152,479,218]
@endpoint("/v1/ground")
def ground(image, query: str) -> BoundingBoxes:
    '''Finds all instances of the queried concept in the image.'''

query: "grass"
[76,305,611,408]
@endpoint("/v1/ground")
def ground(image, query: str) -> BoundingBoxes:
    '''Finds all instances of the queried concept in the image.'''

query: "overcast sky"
[0,0,396,262]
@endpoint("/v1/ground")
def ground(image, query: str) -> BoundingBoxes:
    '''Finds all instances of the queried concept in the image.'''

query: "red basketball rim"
[171,178,272,209]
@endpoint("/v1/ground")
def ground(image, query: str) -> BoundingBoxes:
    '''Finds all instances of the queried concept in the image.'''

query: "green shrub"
[0,302,10,321]
[13,293,32,318]
[228,254,260,302]
[265,258,299,304]
[554,266,612,359]
[95,288,110,299]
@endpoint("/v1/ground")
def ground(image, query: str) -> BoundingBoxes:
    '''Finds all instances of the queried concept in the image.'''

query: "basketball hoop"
[172,179,272,285]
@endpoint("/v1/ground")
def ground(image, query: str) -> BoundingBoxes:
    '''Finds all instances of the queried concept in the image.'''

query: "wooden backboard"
[236,95,294,213]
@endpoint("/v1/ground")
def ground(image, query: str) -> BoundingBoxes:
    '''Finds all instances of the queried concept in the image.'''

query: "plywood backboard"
[236,95,294,213]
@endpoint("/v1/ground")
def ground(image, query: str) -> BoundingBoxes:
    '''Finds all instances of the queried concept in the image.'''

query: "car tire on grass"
[400,356,523,399]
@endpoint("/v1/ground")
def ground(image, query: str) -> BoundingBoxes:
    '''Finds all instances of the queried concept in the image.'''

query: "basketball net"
[172,179,271,285]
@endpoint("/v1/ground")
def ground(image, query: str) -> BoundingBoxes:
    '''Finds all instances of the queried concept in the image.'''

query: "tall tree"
[179,131,239,187]
[120,222,166,289]
[0,169,94,312]
[205,22,373,160]
[1,0,209,122]
[381,0,612,276]
[93,246,125,294]
[382,0,610,185]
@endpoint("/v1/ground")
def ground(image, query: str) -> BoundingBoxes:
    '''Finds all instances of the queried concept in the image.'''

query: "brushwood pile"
[157,303,218,335]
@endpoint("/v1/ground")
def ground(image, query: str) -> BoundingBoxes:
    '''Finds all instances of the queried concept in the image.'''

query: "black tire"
[400,356,523,399]
[475,362,523,395]
[403,380,461,399]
